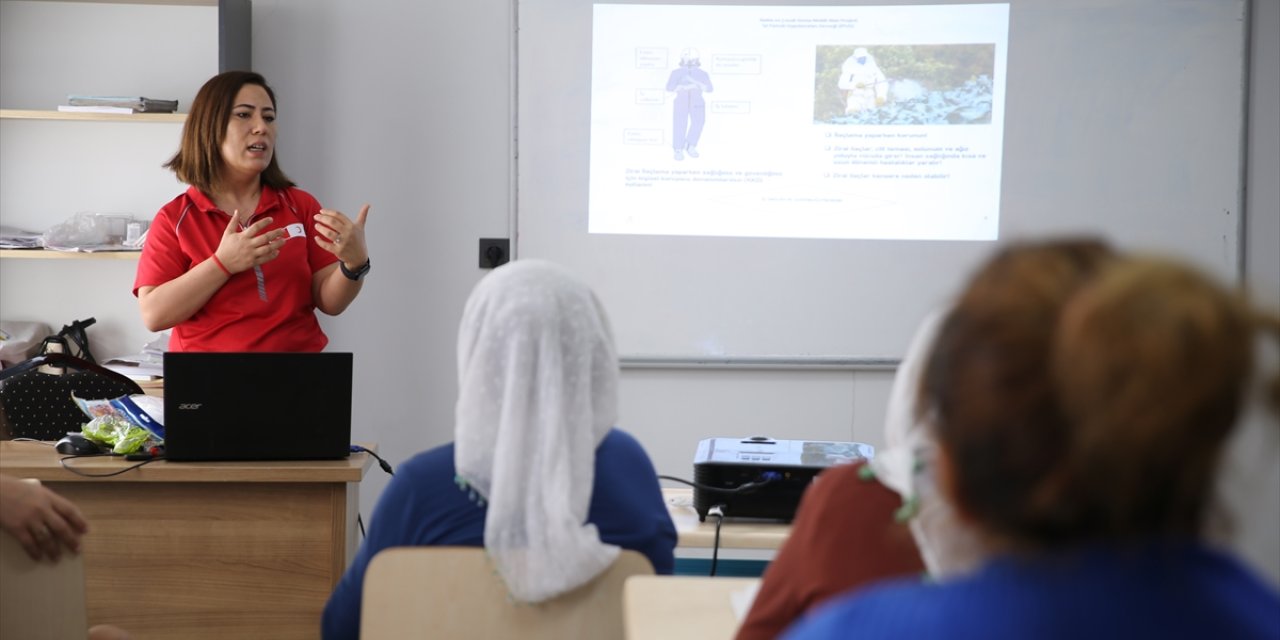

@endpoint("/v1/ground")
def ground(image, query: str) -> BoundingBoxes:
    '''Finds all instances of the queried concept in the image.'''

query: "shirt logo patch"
[285,223,305,239]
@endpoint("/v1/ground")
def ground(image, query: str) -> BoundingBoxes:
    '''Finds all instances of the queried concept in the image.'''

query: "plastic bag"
[0,321,51,368]
[73,394,165,454]
[41,212,135,251]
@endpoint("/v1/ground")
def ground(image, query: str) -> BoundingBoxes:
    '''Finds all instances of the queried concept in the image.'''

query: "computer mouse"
[55,434,104,455]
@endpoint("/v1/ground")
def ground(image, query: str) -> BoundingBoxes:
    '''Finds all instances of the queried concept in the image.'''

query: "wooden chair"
[0,528,89,640]
[623,575,761,640]
[359,546,654,640]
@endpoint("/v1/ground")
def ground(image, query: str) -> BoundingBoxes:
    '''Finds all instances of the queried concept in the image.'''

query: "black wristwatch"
[340,258,371,281]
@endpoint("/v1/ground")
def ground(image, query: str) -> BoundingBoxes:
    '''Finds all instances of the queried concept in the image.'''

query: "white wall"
[2,0,1275,546]
[252,0,1280,559]
[1248,0,1280,309]
[0,1,216,359]
[247,0,903,509]
[1238,0,1280,586]
[246,0,515,507]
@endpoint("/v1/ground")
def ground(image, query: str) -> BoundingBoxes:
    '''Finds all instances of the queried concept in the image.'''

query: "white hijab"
[871,310,986,579]
[454,259,621,603]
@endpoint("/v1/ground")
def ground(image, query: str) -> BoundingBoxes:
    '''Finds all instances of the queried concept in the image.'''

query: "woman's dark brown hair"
[164,70,295,194]
[1049,257,1259,541]
[923,241,1275,549]
[919,238,1116,547]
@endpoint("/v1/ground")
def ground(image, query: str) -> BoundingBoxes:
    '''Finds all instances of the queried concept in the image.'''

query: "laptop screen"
[162,352,353,461]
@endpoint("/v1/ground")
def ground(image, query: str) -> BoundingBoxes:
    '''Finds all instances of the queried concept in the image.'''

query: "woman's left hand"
[0,475,89,562]
[315,205,371,268]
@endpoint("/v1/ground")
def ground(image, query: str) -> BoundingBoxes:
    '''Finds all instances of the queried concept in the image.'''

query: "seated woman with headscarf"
[321,260,678,639]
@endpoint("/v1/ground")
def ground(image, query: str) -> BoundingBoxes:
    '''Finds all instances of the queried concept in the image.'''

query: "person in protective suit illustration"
[666,48,713,160]
[838,47,887,114]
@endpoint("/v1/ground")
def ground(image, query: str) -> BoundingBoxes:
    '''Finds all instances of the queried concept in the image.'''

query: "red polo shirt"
[134,185,339,352]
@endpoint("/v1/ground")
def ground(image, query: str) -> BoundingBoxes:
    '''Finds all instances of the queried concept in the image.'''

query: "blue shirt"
[322,428,677,639]
[783,541,1280,640]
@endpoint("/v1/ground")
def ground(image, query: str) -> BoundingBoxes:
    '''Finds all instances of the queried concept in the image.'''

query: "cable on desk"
[658,473,781,495]
[57,454,165,477]
[708,504,726,577]
[9,438,55,446]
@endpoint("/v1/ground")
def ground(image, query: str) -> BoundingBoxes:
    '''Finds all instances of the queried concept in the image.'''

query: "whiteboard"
[516,0,1247,361]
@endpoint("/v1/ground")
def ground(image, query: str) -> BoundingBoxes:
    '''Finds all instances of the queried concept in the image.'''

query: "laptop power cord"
[350,445,394,476]
[349,445,394,542]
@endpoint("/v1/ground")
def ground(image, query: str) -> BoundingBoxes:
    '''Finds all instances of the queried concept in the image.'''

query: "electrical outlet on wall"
[478,238,510,269]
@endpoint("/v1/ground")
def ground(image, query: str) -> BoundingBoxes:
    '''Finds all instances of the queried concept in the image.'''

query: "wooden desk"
[664,488,791,550]
[625,575,761,640]
[0,440,375,640]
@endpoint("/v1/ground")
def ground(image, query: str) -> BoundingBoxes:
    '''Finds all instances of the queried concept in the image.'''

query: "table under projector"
[692,437,875,522]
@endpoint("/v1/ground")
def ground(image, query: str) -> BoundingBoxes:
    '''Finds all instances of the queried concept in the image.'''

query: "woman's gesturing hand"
[314,204,371,268]
[213,209,287,274]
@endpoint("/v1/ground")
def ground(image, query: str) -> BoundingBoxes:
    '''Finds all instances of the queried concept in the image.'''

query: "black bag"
[45,317,100,363]
[0,352,144,441]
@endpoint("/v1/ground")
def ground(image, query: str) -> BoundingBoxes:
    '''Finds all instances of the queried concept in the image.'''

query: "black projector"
[692,436,875,522]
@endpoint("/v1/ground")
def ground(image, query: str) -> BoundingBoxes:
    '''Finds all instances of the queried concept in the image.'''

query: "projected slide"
[588,3,1009,241]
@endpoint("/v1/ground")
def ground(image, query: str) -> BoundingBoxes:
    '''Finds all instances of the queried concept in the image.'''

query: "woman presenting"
[134,71,371,352]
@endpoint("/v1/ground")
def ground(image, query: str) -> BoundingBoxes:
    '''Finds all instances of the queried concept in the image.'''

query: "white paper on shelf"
[57,105,135,114]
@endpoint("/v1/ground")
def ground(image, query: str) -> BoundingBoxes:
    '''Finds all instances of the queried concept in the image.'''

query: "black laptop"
[162,352,353,461]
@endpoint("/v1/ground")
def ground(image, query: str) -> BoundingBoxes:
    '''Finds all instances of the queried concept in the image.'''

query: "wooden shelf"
[0,249,141,260]
[17,0,217,6]
[0,109,185,123]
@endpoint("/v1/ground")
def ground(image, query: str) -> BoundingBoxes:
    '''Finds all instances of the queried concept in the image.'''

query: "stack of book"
[57,95,179,114]
[102,332,169,381]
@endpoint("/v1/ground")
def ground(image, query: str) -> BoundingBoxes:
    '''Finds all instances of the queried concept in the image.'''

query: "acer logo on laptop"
[177,403,203,410]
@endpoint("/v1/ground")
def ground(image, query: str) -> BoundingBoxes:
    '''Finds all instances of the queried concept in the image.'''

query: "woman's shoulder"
[153,187,203,219]
[602,427,639,446]
[598,428,653,460]
[595,429,664,482]
[392,442,457,482]
[783,578,947,639]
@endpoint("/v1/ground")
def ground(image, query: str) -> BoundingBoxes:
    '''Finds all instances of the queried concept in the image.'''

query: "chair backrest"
[359,546,655,640]
[623,575,761,640]
[0,529,88,640]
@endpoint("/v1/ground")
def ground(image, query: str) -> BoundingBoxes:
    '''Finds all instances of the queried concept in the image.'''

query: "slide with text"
[588,3,1010,241]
